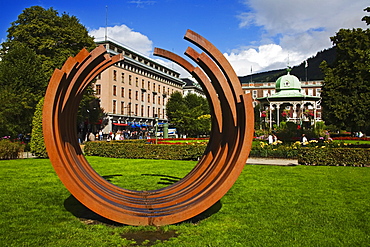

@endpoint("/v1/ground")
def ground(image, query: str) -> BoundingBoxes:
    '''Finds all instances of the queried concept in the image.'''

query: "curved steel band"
[43,30,254,226]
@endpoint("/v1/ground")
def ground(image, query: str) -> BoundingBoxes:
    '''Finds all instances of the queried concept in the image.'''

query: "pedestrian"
[301,134,308,146]
[99,130,103,141]
[268,134,273,145]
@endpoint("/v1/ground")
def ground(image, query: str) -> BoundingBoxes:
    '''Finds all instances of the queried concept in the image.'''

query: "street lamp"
[154,114,158,144]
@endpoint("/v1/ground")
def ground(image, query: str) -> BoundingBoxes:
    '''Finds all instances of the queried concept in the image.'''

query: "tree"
[0,6,99,138]
[321,10,370,133]
[0,43,46,137]
[166,92,211,137]
[362,7,370,25]
[2,6,96,78]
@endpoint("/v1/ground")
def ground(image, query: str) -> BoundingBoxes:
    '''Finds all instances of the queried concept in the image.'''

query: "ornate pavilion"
[257,68,321,130]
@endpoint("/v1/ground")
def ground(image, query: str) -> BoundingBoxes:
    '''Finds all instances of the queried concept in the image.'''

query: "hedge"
[0,140,24,160]
[298,148,370,167]
[84,141,206,160]
[30,98,48,158]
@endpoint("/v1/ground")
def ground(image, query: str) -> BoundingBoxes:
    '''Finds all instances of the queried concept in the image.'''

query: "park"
[1,3,370,247]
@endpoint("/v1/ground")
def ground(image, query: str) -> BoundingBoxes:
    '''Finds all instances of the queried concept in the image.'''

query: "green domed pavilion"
[257,68,321,129]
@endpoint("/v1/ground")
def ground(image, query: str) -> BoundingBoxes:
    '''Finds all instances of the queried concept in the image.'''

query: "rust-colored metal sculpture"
[43,30,254,226]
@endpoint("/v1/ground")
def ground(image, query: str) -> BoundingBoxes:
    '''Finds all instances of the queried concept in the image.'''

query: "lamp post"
[154,114,158,144]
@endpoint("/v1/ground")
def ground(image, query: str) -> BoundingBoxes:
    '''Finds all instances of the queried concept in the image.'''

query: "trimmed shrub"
[298,148,370,167]
[0,139,24,159]
[84,141,206,160]
[30,98,48,158]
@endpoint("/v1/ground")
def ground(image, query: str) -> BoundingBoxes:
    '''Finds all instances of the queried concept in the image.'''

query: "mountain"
[239,47,337,83]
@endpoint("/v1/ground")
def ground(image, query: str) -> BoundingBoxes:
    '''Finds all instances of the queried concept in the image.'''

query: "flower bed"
[332,137,370,141]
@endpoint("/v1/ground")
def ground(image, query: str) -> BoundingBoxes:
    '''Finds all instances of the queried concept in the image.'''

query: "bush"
[30,98,48,158]
[84,141,206,160]
[249,140,299,158]
[298,148,370,167]
[0,139,24,159]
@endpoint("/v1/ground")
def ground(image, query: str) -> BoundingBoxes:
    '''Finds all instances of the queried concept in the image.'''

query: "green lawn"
[1,157,369,246]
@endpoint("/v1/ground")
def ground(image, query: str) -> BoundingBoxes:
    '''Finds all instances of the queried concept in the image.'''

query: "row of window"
[245,88,321,99]
[96,84,166,105]
[113,70,174,95]
[112,100,165,118]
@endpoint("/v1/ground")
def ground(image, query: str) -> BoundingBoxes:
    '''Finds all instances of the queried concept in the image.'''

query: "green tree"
[30,98,47,158]
[0,6,100,139]
[0,43,46,137]
[166,92,211,137]
[321,9,370,133]
[2,6,95,78]
[362,7,370,25]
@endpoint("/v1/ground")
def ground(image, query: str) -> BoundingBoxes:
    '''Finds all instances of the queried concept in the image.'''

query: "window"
[147,94,150,103]
[113,70,117,81]
[270,90,275,95]
[148,81,150,90]
[113,85,117,96]
[316,88,321,97]
[245,90,250,94]
[153,94,155,103]
[158,96,161,105]
[129,89,132,99]
[158,85,161,93]
[121,102,124,115]
[121,73,124,83]
[263,90,269,97]
[252,90,257,99]
[129,75,132,85]
[147,106,150,117]
[163,109,165,118]
[153,83,156,92]
[135,104,138,116]
[135,77,138,87]
[308,89,313,96]
[135,91,138,100]
[141,92,144,101]
[113,100,116,114]
[95,84,101,95]
[152,107,155,117]
[141,105,144,117]
[121,87,124,97]
[142,79,145,88]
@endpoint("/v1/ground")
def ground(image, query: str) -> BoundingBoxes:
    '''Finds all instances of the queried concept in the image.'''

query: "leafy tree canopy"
[2,6,95,78]
[0,6,98,138]
[0,43,46,137]
[166,92,211,137]
[321,7,370,133]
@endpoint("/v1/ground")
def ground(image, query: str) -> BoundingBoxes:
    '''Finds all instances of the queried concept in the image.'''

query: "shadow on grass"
[141,173,182,186]
[64,174,222,226]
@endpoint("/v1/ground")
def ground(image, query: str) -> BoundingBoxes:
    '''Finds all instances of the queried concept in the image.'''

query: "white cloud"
[225,44,305,76]
[89,24,153,56]
[229,0,369,76]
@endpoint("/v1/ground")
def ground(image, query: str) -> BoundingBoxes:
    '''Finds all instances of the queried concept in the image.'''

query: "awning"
[113,123,128,126]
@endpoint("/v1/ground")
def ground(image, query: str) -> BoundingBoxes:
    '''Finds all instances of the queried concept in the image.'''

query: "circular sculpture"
[43,30,254,226]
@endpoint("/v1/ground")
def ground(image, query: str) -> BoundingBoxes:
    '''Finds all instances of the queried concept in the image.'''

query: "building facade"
[93,40,185,136]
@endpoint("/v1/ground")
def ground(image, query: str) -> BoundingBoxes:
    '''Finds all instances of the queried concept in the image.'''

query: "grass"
[0,157,369,246]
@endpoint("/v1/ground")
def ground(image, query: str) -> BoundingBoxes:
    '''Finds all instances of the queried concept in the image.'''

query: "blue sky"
[1,0,369,77]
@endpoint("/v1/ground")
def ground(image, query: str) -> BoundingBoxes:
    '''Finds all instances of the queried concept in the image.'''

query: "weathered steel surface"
[43,30,254,226]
